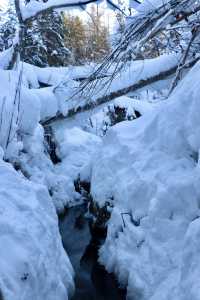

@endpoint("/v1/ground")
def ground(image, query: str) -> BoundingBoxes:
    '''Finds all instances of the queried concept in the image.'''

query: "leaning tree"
[79,0,200,96]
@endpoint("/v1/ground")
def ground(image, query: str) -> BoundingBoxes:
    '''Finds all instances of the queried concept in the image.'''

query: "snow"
[84,95,156,136]
[0,69,40,160]
[17,122,77,213]
[56,127,101,181]
[89,53,179,101]
[54,127,102,209]
[90,60,200,299]
[20,0,109,20]
[112,95,155,115]
[0,47,15,69]
[0,62,102,213]
[34,87,58,120]
[23,63,95,86]
[0,157,74,300]
[0,55,176,129]
[129,0,142,9]
[37,64,96,82]
[0,66,78,299]
[51,53,180,117]
[0,21,198,299]
[135,0,170,14]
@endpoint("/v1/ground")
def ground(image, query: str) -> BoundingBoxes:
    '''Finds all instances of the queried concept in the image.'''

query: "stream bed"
[59,203,126,300]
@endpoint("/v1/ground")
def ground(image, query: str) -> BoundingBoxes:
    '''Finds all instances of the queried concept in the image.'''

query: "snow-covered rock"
[91,61,200,299]
[0,158,74,300]
[84,96,155,136]
[56,127,101,182]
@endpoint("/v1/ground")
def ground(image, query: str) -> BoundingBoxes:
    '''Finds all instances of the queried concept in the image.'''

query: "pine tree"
[22,1,72,67]
[85,5,110,62]
[63,13,86,64]
[0,1,17,51]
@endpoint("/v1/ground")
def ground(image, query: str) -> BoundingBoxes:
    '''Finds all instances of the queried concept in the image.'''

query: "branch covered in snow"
[19,0,121,21]
[80,0,200,93]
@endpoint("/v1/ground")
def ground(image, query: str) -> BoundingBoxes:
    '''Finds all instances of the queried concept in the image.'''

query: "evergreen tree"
[85,5,110,62]
[0,1,17,51]
[63,6,110,64]
[63,13,86,64]
[22,0,72,67]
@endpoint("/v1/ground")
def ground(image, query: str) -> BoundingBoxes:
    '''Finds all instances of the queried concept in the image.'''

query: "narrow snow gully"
[42,124,126,299]
[59,203,126,300]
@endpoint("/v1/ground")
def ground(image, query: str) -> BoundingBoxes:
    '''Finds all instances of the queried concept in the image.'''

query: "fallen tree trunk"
[41,56,199,126]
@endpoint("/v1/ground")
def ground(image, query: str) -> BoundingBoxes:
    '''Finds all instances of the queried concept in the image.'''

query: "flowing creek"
[59,203,126,300]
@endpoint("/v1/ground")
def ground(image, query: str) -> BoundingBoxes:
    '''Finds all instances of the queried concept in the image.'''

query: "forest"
[0,0,200,299]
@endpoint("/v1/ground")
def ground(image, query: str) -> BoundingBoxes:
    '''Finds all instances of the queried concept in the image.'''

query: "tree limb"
[21,0,122,21]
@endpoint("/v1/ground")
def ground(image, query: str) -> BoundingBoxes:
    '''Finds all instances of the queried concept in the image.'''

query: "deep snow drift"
[90,61,200,299]
[0,150,74,300]
[0,66,78,299]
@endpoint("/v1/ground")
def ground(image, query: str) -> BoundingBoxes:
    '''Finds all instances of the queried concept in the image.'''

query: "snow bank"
[91,61,200,299]
[33,87,58,120]
[30,63,96,84]
[0,157,74,300]
[0,69,40,160]
[0,47,15,69]
[0,67,85,213]
[0,64,100,213]
[53,127,102,210]
[56,127,101,182]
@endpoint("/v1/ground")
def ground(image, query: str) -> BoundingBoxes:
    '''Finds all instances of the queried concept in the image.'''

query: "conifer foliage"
[22,0,72,67]
[63,5,110,64]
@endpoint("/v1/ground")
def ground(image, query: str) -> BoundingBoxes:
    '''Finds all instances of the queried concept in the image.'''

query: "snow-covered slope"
[91,61,200,299]
[0,150,74,300]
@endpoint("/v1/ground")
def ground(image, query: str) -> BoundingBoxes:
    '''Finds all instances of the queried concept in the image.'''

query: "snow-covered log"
[41,53,182,124]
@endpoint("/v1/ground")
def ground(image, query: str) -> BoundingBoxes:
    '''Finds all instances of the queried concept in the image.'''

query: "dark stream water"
[59,204,126,300]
